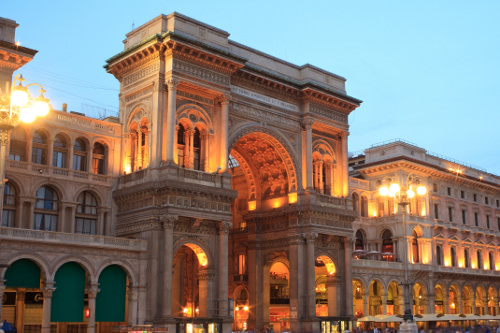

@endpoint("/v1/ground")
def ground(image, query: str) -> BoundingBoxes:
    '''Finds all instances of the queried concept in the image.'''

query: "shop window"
[34,186,58,231]
[75,191,98,234]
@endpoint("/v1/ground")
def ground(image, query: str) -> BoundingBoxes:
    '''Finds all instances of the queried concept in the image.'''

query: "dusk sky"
[4,1,499,175]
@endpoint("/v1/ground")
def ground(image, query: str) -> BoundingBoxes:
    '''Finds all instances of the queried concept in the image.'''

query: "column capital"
[87,283,100,298]
[161,214,178,229]
[216,94,232,105]
[302,118,314,130]
[167,78,180,90]
[218,221,232,234]
[303,232,318,241]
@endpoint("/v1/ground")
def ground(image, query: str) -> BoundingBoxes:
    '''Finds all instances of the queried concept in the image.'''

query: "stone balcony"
[7,160,113,185]
[0,226,147,251]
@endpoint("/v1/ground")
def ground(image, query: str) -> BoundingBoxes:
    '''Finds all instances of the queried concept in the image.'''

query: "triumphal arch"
[106,12,361,333]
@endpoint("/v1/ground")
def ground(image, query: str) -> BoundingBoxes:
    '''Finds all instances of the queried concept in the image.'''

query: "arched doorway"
[387,281,400,315]
[352,280,365,318]
[434,285,445,314]
[315,255,337,317]
[3,259,44,332]
[269,261,290,333]
[368,280,384,315]
[233,287,250,331]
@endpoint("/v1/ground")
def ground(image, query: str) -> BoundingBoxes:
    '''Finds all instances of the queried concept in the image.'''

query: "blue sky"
[4,1,500,175]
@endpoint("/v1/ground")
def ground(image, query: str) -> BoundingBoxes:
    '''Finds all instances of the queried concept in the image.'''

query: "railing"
[0,226,147,251]
[8,160,110,183]
[316,193,351,209]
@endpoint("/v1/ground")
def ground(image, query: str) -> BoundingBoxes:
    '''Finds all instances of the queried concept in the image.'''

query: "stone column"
[186,128,195,169]
[344,238,353,317]
[289,235,305,333]
[305,233,317,318]
[86,283,99,333]
[41,282,55,333]
[327,275,338,316]
[363,293,369,317]
[15,288,26,333]
[247,240,262,331]
[218,221,231,317]
[219,95,230,172]
[303,118,314,190]
[340,131,349,197]
[165,78,179,164]
[198,267,212,317]
[173,125,179,165]
[202,130,209,172]
[383,294,388,315]
[160,215,177,319]
[128,286,138,325]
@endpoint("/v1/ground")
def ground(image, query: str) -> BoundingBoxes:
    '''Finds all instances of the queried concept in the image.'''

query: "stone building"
[0,13,361,333]
[349,140,500,328]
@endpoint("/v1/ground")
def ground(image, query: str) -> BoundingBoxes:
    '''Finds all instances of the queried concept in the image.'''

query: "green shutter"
[96,265,126,322]
[51,262,85,322]
[5,259,41,288]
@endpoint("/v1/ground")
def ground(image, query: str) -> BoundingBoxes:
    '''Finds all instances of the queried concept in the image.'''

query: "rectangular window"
[75,218,96,235]
[497,199,499,208]
[461,190,465,199]
[32,148,46,164]
[448,207,453,222]
[433,184,438,192]
[473,194,477,202]
[1,210,15,227]
[462,209,466,225]
[485,197,489,205]
[73,155,86,171]
[498,217,500,230]
[238,254,246,275]
[53,151,66,168]
[487,215,490,229]
[434,204,439,219]
[33,213,57,231]
[447,187,451,196]
[474,212,479,226]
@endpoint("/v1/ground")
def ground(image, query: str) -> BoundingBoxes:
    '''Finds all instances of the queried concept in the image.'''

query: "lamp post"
[378,176,426,333]
[0,73,50,224]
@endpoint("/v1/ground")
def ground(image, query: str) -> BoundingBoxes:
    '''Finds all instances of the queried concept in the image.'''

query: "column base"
[399,321,418,333]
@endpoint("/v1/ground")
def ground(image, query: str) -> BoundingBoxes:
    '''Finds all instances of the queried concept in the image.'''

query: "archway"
[172,243,209,320]
[368,280,384,315]
[488,286,497,315]
[95,265,128,330]
[413,282,427,315]
[448,285,459,314]
[462,286,474,314]
[434,285,445,314]
[352,280,365,318]
[476,286,486,315]
[233,287,250,331]
[387,281,400,315]
[269,261,290,333]
[3,259,44,332]
[314,255,337,317]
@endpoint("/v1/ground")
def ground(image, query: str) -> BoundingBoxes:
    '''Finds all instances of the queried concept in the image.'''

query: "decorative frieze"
[123,62,161,87]
[231,103,300,130]
[174,60,229,86]
[310,103,348,124]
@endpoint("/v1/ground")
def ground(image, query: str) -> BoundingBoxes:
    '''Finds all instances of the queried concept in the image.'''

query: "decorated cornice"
[0,40,37,71]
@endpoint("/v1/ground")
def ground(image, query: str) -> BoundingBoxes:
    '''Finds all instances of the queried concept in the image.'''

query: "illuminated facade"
[0,13,361,333]
[349,140,500,325]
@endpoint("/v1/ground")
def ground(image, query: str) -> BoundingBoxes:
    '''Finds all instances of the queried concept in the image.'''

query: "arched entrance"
[268,261,290,333]
[387,281,400,315]
[368,280,384,315]
[352,280,365,318]
[314,255,337,317]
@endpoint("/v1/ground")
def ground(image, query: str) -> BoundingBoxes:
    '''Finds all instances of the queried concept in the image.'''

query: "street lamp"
[378,175,426,333]
[0,73,50,223]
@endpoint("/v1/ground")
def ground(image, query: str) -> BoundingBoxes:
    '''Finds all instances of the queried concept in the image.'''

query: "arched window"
[352,193,359,213]
[412,230,420,263]
[477,250,482,269]
[34,186,58,231]
[75,191,98,234]
[436,245,443,266]
[361,195,368,217]
[451,246,456,267]
[9,127,27,161]
[382,230,394,261]
[177,124,186,168]
[32,130,48,165]
[53,134,67,168]
[355,230,364,251]
[129,121,149,172]
[193,127,201,170]
[73,138,87,171]
[464,248,470,268]
[312,158,327,194]
[2,182,16,227]
[92,142,106,174]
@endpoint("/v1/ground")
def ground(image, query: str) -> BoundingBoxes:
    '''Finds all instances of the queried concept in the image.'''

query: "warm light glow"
[33,97,50,116]
[389,183,400,196]
[472,263,476,269]
[451,302,455,309]
[288,192,297,204]
[484,264,489,270]
[19,107,36,123]
[195,308,199,313]
[272,199,281,208]
[185,243,208,267]
[379,186,389,196]
[417,185,427,195]
[373,211,377,217]
[243,306,249,311]
[11,87,29,107]
[235,306,240,311]
[444,260,450,267]
[183,308,188,313]
[123,164,131,174]
[407,188,415,199]
[458,262,463,268]
[248,201,256,211]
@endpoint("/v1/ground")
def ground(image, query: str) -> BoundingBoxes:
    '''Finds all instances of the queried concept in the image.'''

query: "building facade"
[0,13,362,333]
[349,141,500,327]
